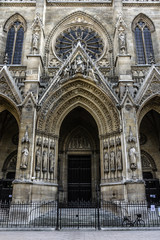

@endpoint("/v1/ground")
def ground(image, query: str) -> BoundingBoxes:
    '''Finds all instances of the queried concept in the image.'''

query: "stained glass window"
[135,21,154,64]
[5,21,24,64]
[55,27,104,60]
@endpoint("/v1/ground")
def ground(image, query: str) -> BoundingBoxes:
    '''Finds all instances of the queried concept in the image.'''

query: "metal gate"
[58,201,100,229]
[68,155,91,202]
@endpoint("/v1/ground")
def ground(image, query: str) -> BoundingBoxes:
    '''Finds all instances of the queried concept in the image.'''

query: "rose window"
[55,27,104,60]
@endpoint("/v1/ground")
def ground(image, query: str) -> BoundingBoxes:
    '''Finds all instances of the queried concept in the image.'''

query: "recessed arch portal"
[58,107,100,202]
[37,78,120,202]
[0,109,19,202]
[139,97,160,204]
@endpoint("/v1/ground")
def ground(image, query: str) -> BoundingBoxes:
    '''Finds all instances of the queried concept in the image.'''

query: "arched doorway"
[0,110,19,202]
[58,107,100,203]
[140,109,160,204]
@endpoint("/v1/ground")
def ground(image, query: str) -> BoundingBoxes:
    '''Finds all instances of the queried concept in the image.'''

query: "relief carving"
[69,134,91,150]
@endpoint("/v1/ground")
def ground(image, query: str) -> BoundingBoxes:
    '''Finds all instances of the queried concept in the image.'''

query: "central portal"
[68,155,91,202]
[58,107,100,202]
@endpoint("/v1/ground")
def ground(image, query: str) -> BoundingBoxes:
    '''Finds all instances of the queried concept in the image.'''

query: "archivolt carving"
[37,79,120,135]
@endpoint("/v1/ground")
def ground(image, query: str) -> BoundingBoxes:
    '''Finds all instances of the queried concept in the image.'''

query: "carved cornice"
[46,0,112,6]
[0,0,36,7]
[123,0,160,7]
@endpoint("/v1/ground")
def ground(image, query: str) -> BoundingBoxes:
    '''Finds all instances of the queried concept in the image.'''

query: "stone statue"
[129,147,137,170]
[42,150,48,172]
[22,126,29,144]
[49,151,55,173]
[35,148,41,171]
[20,147,29,169]
[104,152,109,173]
[119,31,126,54]
[110,151,115,172]
[117,149,122,171]
[32,31,39,54]
[75,55,84,73]
[63,64,71,78]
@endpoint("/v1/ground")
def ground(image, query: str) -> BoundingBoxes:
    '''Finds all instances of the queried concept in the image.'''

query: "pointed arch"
[132,13,155,65]
[37,78,120,136]
[0,96,20,126]
[3,13,27,32]
[3,13,27,64]
[138,96,160,127]
[132,13,155,33]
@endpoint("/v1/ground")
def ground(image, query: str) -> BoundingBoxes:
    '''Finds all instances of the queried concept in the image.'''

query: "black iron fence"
[0,200,160,229]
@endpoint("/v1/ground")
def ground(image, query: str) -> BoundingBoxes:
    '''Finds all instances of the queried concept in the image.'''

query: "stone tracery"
[55,26,104,61]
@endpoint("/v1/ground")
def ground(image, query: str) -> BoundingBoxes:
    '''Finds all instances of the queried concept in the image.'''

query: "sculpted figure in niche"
[129,147,137,170]
[20,147,29,169]
[49,151,55,173]
[75,55,85,73]
[104,152,109,173]
[117,149,122,171]
[32,31,39,54]
[35,148,41,171]
[110,151,116,172]
[119,31,126,54]
[42,150,48,172]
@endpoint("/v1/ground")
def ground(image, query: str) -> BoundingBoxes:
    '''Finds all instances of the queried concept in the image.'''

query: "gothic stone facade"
[0,0,160,203]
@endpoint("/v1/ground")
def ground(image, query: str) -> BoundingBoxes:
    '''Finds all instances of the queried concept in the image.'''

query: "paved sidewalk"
[0,230,160,240]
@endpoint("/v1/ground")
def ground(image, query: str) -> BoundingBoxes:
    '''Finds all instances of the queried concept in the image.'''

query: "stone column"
[12,93,37,203]
[11,1,46,203]
[120,94,145,201]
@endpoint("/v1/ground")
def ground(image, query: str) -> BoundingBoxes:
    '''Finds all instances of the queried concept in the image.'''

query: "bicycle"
[122,214,145,227]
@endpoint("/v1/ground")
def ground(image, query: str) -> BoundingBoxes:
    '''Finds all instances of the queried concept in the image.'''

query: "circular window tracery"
[55,26,104,61]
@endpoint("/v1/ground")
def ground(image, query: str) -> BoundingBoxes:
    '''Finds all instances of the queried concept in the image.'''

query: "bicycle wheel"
[136,219,145,227]
[122,220,132,227]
